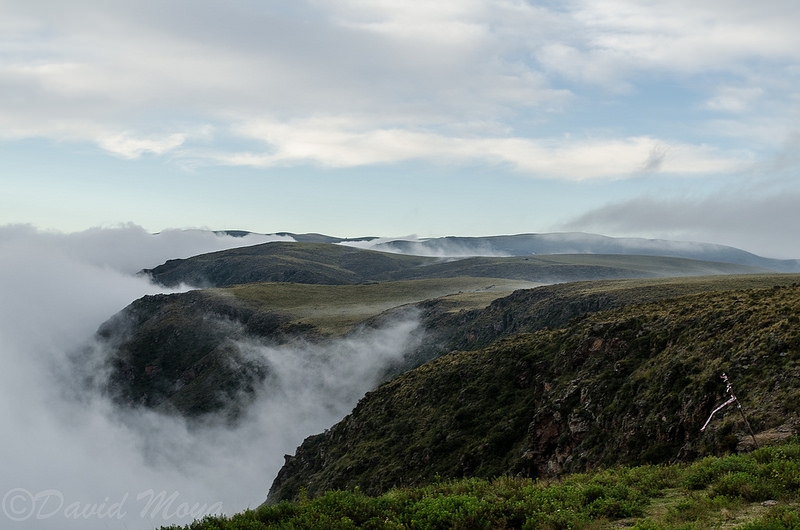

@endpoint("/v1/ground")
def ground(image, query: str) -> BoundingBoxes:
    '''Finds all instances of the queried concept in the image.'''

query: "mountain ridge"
[209,230,800,271]
[267,276,800,502]
[141,240,767,289]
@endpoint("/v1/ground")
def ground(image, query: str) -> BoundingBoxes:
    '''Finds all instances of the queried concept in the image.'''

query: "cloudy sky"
[1,0,799,257]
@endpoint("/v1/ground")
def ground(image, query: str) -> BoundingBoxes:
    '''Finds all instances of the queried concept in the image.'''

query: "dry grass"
[217,277,541,334]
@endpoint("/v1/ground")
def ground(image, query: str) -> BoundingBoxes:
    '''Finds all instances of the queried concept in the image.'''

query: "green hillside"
[100,272,797,420]
[220,277,539,336]
[162,440,800,529]
[268,277,800,502]
[418,274,800,354]
[94,239,800,528]
[106,237,772,420]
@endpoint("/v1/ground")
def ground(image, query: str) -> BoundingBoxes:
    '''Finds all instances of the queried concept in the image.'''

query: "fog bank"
[0,226,422,529]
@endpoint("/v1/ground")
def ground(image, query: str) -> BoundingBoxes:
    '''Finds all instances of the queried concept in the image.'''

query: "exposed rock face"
[268,284,800,502]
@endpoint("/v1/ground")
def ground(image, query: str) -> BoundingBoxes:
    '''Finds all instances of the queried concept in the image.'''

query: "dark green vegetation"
[419,274,800,354]
[268,277,800,502]
[143,241,764,288]
[99,270,793,420]
[97,277,538,417]
[161,439,800,529]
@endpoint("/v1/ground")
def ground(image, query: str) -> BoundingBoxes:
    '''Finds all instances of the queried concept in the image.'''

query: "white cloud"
[561,190,800,259]
[0,224,293,273]
[0,0,796,178]
[325,0,489,44]
[567,0,800,72]
[208,117,748,179]
[338,236,510,258]
[95,132,186,159]
[705,86,765,113]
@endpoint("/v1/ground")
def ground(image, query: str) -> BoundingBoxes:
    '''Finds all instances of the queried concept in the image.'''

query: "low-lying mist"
[0,225,423,529]
[0,224,293,274]
[338,236,510,258]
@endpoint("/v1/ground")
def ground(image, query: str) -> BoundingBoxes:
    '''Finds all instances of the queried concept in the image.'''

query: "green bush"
[162,440,800,530]
[681,454,759,490]
[711,471,781,502]
[404,494,493,529]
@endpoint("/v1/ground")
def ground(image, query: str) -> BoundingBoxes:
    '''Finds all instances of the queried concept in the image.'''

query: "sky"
[1,0,799,258]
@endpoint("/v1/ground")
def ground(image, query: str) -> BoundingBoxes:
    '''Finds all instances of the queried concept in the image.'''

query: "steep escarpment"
[413,274,800,358]
[97,290,285,417]
[268,282,800,502]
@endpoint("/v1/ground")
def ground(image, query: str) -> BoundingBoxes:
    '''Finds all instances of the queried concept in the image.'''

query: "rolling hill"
[214,230,800,271]
[142,240,765,288]
[370,233,800,272]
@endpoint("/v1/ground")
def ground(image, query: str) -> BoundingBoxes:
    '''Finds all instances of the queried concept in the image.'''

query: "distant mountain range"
[218,231,800,273]
[143,240,766,289]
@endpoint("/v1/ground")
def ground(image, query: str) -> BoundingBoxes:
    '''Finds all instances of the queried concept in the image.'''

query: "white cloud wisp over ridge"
[561,189,800,260]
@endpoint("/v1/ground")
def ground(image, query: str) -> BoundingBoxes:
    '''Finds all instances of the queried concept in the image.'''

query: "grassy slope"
[401,254,763,282]
[161,439,800,529]
[268,275,800,502]
[417,274,800,355]
[220,277,541,336]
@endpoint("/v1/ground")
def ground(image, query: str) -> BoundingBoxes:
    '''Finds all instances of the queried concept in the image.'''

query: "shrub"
[739,506,800,530]
[711,471,781,502]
